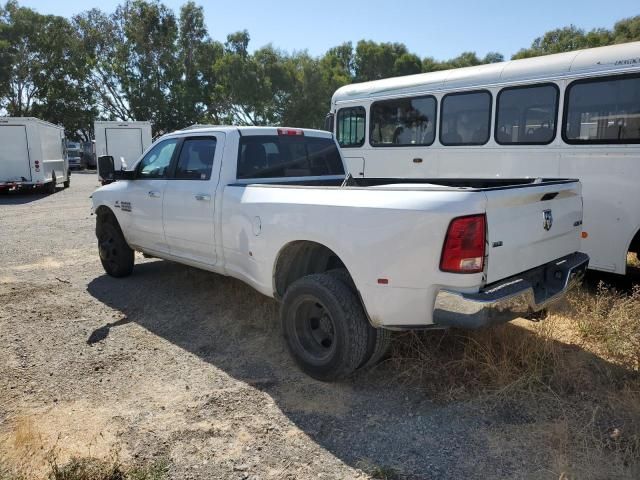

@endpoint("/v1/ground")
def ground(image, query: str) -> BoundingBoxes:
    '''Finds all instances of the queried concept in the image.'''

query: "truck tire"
[327,268,392,369]
[281,273,369,381]
[64,170,70,189]
[46,173,56,194]
[96,216,134,277]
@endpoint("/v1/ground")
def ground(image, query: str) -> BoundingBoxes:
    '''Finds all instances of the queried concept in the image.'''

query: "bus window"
[495,84,558,145]
[370,96,436,147]
[440,90,492,146]
[336,107,366,148]
[564,74,640,144]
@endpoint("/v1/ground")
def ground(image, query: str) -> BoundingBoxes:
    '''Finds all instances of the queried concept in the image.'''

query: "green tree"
[320,42,354,84]
[394,52,422,76]
[74,8,131,121]
[0,1,95,139]
[281,53,333,128]
[177,1,224,126]
[0,3,11,100]
[512,25,612,59]
[612,16,640,43]
[483,51,504,64]
[116,0,181,133]
[354,40,412,81]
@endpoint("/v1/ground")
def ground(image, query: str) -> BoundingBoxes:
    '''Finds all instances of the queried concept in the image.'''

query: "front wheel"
[96,217,134,277]
[281,273,370,381]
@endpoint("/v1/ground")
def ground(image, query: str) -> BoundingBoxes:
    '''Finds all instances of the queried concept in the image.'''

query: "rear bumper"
[0,181,38,190]
[433,252,589,329]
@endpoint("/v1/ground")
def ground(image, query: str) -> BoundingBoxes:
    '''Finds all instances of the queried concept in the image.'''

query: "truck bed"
[234,177,578,190]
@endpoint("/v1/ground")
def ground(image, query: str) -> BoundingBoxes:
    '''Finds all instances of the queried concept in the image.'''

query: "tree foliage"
[0,1,638,136]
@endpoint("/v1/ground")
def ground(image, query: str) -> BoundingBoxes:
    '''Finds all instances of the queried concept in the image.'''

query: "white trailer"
[0,117,68,194]
[94,121,152,179]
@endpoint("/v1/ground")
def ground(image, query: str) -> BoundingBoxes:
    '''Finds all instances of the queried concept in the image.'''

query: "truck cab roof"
[172,125,333,138]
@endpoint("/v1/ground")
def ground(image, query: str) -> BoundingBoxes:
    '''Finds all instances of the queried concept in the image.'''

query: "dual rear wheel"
[281,270,391,381]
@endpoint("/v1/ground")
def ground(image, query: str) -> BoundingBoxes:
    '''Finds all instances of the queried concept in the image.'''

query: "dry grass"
[0,455,168,480]
[0,424,167,480]
[388,281,640,479]
[47,456,167,480]
[569,283,640,370]
[628,252,640,269]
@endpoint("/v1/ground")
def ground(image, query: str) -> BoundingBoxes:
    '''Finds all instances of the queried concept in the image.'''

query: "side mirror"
[98,155,115,184]
[323,113,334,133]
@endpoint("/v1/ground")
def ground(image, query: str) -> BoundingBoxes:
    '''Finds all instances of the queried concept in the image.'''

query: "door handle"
[194,193,211,201]
[148,190,161,198]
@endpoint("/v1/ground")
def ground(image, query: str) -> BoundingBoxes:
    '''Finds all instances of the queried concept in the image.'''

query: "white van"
[327,42,640,275]
[0,117,68,194]
[94,121,152,179]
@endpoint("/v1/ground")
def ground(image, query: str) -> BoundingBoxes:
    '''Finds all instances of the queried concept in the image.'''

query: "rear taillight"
[440,214,486,273]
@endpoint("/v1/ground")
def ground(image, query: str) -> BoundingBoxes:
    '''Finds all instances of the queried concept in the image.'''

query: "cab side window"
[137,139,178,179]
[175,138,217,180]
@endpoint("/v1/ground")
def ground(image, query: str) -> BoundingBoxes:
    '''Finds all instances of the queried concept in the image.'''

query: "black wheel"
[96,216,134,277]
[63,177,70,189]
[326,269,391,369]
[281,273,370,381]
[360,326,392,369]
[46,172,56,194]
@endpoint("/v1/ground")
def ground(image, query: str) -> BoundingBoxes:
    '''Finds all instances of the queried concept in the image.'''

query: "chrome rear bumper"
[433,252,589,329]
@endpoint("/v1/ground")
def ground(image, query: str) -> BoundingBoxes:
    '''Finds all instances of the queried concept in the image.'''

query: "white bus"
[327,42,640,275]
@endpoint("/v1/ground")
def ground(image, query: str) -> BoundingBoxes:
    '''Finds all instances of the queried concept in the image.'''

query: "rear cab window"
[237,134,345,180]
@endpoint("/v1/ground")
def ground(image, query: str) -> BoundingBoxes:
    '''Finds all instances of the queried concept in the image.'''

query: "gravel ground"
[0,173,559,479]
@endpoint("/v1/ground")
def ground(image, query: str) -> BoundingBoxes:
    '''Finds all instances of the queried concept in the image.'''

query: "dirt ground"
[0,173,635,479]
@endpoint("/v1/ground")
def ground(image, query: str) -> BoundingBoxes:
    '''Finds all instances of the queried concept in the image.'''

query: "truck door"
[124,138,179,253]
[162,134,223,266]
[106,128,144,170]
[0,124,31,182]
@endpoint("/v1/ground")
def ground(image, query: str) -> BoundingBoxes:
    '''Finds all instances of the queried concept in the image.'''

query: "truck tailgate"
[484,181,582,284]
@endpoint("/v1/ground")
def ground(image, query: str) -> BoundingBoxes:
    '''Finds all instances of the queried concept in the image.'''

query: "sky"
[19,0,640,60]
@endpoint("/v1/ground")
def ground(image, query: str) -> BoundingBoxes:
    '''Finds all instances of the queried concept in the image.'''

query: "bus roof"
[332,41,640,104]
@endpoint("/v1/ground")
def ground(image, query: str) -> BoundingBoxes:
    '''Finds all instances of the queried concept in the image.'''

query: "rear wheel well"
[274,241,349,299]
[629,228,640,255]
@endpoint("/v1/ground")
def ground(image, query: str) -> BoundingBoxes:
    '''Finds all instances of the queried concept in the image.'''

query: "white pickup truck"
[92,126,588,381]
